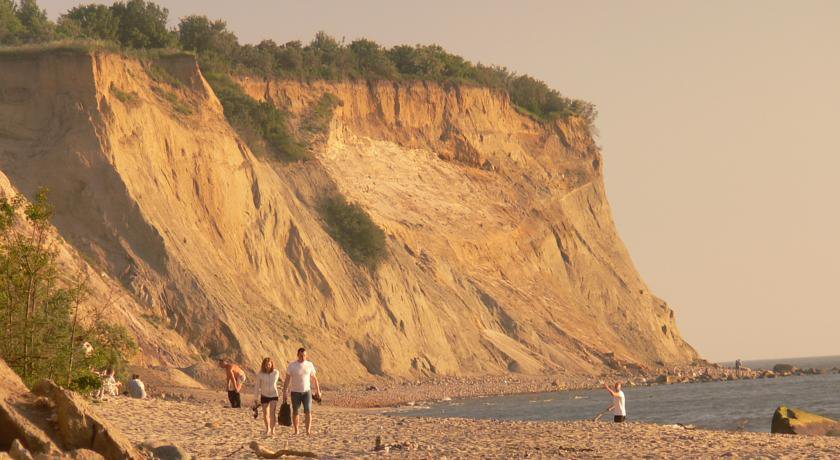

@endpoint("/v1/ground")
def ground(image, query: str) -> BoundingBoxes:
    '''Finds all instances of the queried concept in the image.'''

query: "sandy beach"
[90,393,840,459]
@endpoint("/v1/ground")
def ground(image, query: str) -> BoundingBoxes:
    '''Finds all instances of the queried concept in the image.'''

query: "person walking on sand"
[254,357,281,435]
[604,381,626,423]
[219,359,246,408]
[282,348,321,435]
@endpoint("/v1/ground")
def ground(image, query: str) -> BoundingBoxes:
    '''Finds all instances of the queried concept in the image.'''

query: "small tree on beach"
[0,188,136,390]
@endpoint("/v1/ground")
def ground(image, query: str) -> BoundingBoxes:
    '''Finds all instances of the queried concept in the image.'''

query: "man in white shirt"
[128,374,147,399]
[604,381,627,422]
[282,347,322,435]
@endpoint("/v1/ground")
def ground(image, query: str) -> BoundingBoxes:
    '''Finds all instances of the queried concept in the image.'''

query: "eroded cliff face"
[0,51,697,383]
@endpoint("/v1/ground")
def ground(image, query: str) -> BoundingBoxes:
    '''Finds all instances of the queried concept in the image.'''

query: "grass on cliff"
[301,93,341,135]
[109,83,139,106]
[0,39,119,57]
[203,71,307,162]
[318,193,387,271]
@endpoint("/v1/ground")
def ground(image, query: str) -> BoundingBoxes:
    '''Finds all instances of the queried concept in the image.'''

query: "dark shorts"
[260,395,279,404]
[614,415,626,423]
[291,391,312,414]
[227,390,241,408]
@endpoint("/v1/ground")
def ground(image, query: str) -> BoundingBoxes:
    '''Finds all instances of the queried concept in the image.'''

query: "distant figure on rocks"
[604,382,626,423]
[735,359,742,371]
[254,357,281,435]
[282,347,322,435]
[219,359,247,408]
[128,374,147,399]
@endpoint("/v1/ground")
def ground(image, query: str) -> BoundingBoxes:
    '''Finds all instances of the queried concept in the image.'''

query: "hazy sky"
[41,1,840,362]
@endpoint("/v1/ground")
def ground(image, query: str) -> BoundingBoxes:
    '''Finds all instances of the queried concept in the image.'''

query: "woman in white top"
[254,357,280,435]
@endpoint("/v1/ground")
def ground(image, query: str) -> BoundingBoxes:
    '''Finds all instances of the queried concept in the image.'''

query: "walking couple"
[222,348,321,436]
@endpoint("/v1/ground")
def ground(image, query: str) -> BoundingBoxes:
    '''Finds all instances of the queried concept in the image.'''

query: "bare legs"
[269,400,277,434]
[291,411,312,435]
[261,403,270,435]
[261,400,278,435]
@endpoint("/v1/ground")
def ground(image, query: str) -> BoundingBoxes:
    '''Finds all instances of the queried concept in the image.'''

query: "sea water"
[396,356,840,432]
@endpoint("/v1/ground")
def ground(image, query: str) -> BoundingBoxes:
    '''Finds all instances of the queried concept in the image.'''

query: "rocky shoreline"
[321,363,840,409]
[138,362,840,410]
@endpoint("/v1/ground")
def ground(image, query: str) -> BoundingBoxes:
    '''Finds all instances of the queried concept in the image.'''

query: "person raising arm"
[604,381,627,423]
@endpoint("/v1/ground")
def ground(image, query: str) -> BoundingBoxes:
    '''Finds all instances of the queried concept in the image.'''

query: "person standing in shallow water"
[282,347,321,435]
[604,381,626,422]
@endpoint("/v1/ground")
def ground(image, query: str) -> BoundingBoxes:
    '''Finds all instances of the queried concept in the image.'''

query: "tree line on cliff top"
[0,0,597,124]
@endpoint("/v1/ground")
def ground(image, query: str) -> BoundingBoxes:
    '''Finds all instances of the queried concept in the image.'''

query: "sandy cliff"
[0,50,697,383]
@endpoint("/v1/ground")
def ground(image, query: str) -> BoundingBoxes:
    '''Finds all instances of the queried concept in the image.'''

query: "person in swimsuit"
[254,357,280,435]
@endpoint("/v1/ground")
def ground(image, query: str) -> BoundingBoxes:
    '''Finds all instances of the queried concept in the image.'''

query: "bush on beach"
[0,189,137,392]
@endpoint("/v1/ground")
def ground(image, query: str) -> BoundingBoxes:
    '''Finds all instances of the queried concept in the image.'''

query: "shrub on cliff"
[204,71,307,162]
[318,194,387,271]
[301,93,341,135]
[0,189,137,390]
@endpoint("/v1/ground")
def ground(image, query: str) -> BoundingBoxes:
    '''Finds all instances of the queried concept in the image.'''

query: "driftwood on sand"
[249,441,318,458]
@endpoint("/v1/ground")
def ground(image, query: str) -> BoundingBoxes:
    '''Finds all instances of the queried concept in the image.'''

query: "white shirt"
[287,360,316,393]
[613,390,627,416]
[128,379,146,399]
[255,370,280,398]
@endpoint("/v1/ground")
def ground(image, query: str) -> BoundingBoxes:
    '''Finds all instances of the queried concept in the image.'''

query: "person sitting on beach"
[604,381,626,423]
[282,347,321,436]
[128,374,147,399]
[219,359,247,408]
[98,368,121,400]
[254,357,281,435]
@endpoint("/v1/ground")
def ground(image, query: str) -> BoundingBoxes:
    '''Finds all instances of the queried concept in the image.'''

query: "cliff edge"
[0,50,697,383]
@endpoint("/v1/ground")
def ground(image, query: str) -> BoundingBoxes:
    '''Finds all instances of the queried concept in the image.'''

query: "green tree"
[15,0,53,43]
[349,39,397,80]
[60,4,119,42]
[0,0,23,44]
[177,15,237,56]
[110,0,173,49]
[0,189,136,389]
